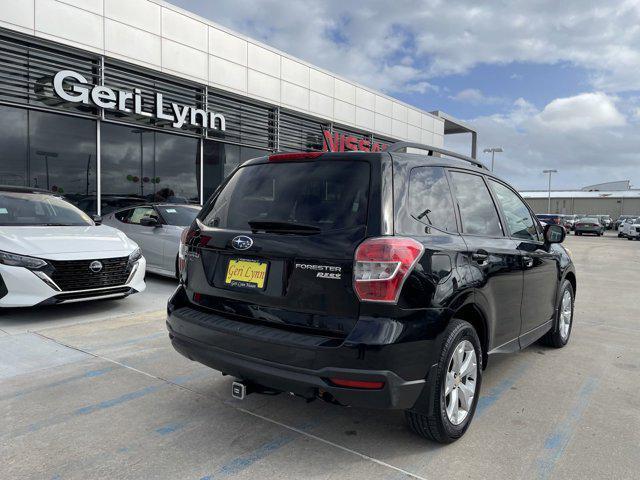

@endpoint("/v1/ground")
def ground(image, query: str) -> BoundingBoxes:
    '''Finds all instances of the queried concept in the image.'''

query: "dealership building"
[0,0,475,215]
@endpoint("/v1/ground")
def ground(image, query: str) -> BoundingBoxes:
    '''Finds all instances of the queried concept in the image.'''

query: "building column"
[471,131,477,159]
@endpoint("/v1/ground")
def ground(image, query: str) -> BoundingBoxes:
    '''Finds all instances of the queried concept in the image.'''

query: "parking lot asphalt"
[1,233,639,480]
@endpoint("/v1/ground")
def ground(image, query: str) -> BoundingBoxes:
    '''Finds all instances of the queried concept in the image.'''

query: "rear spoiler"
[386,142,488,170]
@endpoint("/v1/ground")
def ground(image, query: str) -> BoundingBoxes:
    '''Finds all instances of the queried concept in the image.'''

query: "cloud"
[450,88,503,105]
[445,93,638,190]
[169,0,640,94]
[533,92,626,131]
[166,0,640,189]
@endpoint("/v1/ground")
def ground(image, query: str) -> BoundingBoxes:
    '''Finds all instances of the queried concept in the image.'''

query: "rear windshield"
[202,160,370,232]
[157,205,200,226]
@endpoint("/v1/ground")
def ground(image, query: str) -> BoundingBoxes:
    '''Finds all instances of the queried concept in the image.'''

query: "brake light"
[178,227,194,274]
[353,237,424,303]
[329,378,385,389]
[268,152,324,162]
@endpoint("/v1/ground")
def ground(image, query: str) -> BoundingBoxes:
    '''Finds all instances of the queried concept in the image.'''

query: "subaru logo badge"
[89,260,103,273]
[231,235,253,250]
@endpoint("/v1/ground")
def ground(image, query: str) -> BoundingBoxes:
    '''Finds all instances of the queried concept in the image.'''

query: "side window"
[449,171,503,237]
[128,207,157,225]
[408,167,457,233]
[115,209,132,223]
[489,180,540,241]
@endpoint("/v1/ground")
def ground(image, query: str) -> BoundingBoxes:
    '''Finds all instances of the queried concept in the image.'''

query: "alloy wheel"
[559,289,572,340]
[444,340,477,425]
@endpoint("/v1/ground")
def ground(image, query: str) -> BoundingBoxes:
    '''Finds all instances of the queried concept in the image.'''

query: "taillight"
[178,226,195,274]
[268,152,324,162]
[353,237,424,303]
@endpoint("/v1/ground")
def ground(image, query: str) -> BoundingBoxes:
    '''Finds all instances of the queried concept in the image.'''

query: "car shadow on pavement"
[0,274,178,333]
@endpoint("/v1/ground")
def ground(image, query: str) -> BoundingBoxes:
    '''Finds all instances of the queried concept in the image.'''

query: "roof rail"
[386,142,488,170]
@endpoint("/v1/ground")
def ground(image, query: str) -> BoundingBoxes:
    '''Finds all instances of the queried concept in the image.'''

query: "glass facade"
[0,104,97,211]
[101,124,200,205]
[0,28,404,216]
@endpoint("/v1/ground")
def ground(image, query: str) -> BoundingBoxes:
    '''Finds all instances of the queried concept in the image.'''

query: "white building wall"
[0,0,444,145]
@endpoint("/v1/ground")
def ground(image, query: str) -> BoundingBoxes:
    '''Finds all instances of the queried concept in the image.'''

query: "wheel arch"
[452,303,489,370]
[563,270,576,296]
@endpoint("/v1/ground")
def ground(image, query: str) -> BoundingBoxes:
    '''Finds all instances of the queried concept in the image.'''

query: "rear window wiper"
[248,219,321,235]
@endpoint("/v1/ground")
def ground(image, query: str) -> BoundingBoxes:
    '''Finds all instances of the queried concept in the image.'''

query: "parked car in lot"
[561,214,578,231]
[103,204,200,278]
[598,215,613,230]
[619,217,640,240]
[615,215,637,230]
[167,144,576,443]
[536,214,567,233]
[574,217,605,236]
[75,195,145,216]
[0,186,145,307]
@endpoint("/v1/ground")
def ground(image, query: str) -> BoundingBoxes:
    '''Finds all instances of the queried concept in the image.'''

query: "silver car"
[103,204,200,278]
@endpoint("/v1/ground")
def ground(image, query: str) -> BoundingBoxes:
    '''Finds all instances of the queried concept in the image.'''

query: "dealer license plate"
[225,258,268,290]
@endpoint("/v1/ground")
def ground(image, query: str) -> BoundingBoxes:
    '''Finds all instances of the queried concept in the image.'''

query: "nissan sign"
[322,130,388,152]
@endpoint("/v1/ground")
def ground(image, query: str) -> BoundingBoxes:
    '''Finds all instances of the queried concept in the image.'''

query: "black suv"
[167,143,576,443]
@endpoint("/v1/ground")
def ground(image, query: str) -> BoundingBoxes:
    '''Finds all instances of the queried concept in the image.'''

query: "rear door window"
[407,166,457,233]
[449,171,503,237]
[203,160,370,232]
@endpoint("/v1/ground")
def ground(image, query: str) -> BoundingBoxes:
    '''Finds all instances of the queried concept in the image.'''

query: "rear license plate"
[225,258,268,290]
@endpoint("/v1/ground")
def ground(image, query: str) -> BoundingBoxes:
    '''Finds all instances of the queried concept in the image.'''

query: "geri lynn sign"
[52,70,226,131]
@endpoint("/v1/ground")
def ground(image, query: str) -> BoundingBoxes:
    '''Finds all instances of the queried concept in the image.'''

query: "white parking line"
[33,331,430,480]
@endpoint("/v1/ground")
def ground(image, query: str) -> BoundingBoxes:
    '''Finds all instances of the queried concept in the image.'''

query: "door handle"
[523,256,534,268]
[471,250,489,265]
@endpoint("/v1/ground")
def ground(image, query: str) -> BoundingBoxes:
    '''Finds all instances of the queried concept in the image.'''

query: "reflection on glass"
[450,171,503,237]
[0,105,97,213]
[101,123,199,205]
[409,167,457,233]
[489,180,539,241]
[202,140,269,201]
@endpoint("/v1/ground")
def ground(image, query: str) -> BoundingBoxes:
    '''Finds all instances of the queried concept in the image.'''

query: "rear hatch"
[183,155,375,338]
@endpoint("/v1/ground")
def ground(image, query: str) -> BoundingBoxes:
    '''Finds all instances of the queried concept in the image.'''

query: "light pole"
[543,169,558,213]
[36,150,59,190]
[483,147,503,172]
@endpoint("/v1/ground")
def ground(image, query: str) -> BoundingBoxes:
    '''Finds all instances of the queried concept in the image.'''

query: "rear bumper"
[169,330,425,409]
[166,288,441,410]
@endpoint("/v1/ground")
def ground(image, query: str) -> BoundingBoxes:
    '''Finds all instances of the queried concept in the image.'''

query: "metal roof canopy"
[520,190,640,199]
[430,111,478,159]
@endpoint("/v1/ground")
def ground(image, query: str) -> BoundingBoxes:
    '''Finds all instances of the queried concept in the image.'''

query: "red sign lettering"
[322,130,388,152]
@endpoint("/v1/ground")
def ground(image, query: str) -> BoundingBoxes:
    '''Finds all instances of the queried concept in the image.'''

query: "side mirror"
[92,214,102,225]
[544,224,565,244]
[140,216,160,227]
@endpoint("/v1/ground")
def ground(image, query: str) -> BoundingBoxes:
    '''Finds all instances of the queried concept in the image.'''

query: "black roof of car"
[0,185,55,194]
[108,202,201,213]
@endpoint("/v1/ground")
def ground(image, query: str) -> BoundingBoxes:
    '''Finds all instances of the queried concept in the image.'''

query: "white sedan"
[0,186,146,308]
[619,218,640,240]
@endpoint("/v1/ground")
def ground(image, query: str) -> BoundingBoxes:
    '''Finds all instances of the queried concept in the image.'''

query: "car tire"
[405,319,482,443]
[541,280,574,348]
[628,237,633,241]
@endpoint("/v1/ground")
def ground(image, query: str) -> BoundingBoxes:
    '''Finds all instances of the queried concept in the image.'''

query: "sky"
[167,0,640,191]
